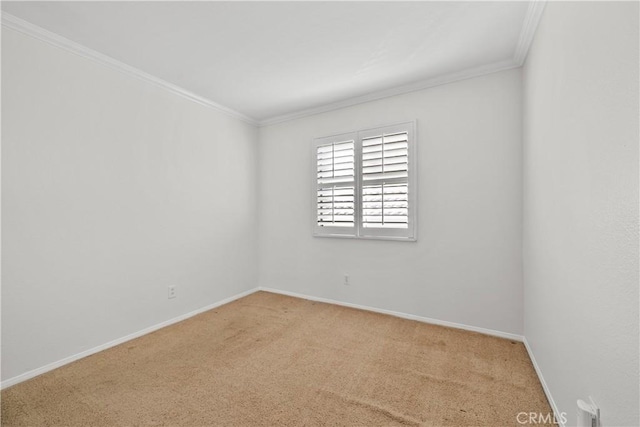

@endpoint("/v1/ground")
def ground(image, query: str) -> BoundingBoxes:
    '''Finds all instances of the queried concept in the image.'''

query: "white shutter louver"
[316,138,355,229]
[361,131,409,229]
[362,183,409,228]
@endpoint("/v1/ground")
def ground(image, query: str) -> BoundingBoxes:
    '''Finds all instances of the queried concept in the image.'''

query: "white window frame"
[312,121,417,241]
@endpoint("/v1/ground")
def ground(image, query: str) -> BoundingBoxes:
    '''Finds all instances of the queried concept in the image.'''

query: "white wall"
[1,28,259,381]
[523,2,639,426]
[259,69,523,336]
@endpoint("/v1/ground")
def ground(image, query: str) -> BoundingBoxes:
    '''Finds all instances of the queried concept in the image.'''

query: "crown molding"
[258,58,519,127]
[1,13,259,126]
[259,1,546,127]
[3,1,546,129]
[514,0,547,66]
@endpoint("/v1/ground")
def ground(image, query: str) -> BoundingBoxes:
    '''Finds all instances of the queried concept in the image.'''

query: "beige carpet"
[2,291,553,426]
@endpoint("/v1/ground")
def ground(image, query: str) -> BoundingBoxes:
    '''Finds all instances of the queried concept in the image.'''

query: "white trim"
[259,59,519,127]
[313,233,416,242]
[513,0,547,66]
[0,13,258,126]
[1,285,531,392]
[2,3,546,129]
[259,287,523,342]
[523,337,566,427]
[0,287,260,390]
[259,1,546,127]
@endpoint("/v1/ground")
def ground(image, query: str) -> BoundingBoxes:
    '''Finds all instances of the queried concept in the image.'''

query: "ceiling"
[2,1,542,125]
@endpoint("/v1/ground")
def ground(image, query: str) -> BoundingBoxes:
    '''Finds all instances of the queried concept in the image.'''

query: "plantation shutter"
[314,133,357,236]
[358,123,415,239]
[361,131,409,229]
[312,122,416,240]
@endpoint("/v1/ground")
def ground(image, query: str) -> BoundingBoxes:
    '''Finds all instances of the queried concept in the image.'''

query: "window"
[313,122,416,241]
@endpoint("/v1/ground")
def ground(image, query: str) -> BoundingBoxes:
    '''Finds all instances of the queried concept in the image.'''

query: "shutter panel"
[317,186,354,227]
[362,132,409,182]
[360,131,410,229]
[362,183,409,228]
[316,139,355,229]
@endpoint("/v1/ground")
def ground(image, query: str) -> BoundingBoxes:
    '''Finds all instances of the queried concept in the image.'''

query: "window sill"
[313,233,417,242]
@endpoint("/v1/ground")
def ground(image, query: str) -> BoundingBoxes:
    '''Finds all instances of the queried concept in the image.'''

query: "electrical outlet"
[344,274,349,286]
[168,286,177,299]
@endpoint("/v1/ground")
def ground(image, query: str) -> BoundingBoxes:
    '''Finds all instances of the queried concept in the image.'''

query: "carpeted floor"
[2,291,553,426]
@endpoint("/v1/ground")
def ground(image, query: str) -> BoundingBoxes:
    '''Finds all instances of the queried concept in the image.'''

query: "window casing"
[313,122,416,241]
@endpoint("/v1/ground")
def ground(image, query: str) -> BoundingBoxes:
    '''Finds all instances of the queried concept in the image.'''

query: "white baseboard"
[259,287,524,342]
[2,286,533,392]
[523,337,565,427]
[1,287,260,390]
